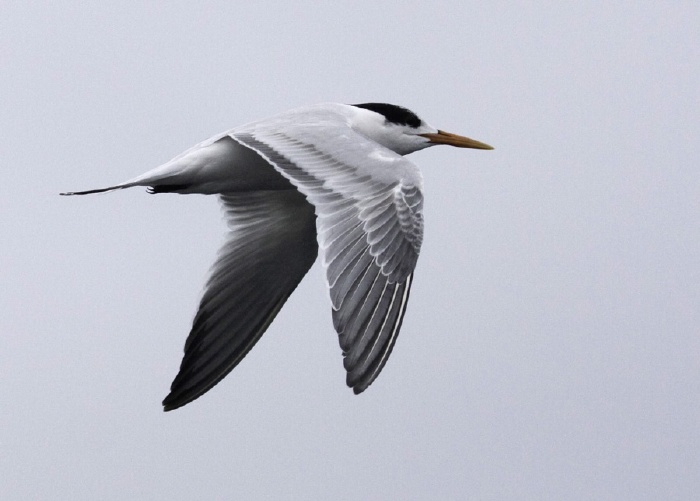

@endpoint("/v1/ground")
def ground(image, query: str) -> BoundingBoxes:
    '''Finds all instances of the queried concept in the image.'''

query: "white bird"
[62,102,493,411]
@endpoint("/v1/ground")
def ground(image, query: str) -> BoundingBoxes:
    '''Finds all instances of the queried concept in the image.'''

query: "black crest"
[351,103,422,128]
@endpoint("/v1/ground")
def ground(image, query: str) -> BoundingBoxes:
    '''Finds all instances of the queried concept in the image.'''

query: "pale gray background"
[2,2,698,500]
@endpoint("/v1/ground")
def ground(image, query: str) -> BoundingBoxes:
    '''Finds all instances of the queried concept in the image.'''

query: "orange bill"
[420,130,494,150]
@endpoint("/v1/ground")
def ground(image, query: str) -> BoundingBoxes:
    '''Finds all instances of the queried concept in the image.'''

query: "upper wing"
[162,189,317,411]
[232,114,424,393]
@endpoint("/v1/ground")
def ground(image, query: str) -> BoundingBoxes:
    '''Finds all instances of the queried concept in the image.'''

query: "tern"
[62,102,493,411]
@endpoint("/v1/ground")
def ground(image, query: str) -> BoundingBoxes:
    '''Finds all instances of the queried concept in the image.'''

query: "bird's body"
[62,102,492,411]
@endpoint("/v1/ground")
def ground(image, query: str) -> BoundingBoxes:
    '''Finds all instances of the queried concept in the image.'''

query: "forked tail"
[60,184,131,196]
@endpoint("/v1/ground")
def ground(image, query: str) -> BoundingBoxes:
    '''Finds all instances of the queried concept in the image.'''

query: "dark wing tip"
[161,384,197,412]
[162,397,183,412]
[162,389,198,412]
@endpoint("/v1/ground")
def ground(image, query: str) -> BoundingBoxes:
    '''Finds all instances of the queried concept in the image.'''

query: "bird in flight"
[62,102,493,411]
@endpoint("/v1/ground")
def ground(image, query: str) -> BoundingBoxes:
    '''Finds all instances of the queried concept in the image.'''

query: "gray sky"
[2,2,699,499]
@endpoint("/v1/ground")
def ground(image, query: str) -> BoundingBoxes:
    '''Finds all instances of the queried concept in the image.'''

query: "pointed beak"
[420,130,494,150]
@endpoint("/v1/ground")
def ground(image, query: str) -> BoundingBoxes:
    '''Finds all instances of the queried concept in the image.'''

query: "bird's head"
[349,102,493,156]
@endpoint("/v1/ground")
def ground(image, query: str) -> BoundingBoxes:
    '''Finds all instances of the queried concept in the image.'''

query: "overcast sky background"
[2,2,698,499]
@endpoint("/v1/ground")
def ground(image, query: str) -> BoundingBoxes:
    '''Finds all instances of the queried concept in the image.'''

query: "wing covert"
[231,121,424,393]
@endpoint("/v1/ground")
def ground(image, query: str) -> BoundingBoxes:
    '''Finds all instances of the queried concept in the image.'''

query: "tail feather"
[60,135,271,197]
[60,157,197,196]
[60,167,175,196]
[60,185,129,196]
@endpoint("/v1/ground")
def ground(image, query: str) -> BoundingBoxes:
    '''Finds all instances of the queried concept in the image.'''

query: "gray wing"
[162,189,317,410]
[233,117,424,393]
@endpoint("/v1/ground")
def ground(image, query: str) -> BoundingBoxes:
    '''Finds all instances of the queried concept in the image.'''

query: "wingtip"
[161,385,208,412]
[162,403,177,412]
[350,379,370,395]
[162,394,184,412]
[162,388,195,412]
